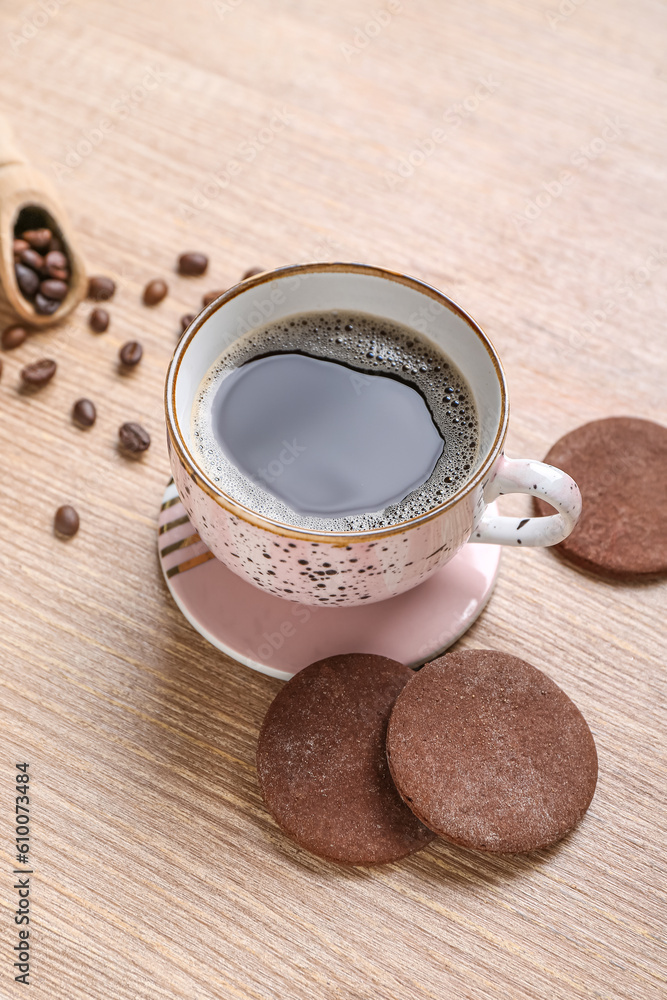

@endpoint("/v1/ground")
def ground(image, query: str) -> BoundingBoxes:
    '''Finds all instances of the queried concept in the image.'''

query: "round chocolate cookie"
[534,417,667,578]
[257,653,436,865]
[386,650,598,853]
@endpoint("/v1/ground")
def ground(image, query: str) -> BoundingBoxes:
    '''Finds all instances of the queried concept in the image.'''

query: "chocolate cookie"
[257,653,436,865]
[534,417,667,578]
[386,650,598,853]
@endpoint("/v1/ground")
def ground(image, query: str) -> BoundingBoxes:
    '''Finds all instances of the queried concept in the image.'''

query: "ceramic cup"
[165,263,581,607]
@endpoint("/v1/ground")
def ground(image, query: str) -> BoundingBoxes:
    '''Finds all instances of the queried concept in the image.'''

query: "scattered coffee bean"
[143,278,168,305]
[44,250,68,276]
[180,313,195,332]
[13,238,29,260]
[242,267,263,279]
[119,422,150,453]
[177,252,208,276]
[89,307,110,333]
[39,278,68,301]
[22,228,52,251]
[15,263,40,298]
[87,275,116,301]
[21,358,57,387]
[73,398,96,427]
[119,340,143,366]
[54,504,79,537]
[1,325,28,350]
[202,289,224,307]
[20,248,45,272]
[35,293,60,316]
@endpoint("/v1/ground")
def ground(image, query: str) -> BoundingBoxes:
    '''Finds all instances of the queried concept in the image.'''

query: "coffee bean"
[34,293,60,315]
[22,228,52,251]
[119,340,143,366]
[39,278,68,301]
[87,275,116,301]
[54,504,79,537]
[13,238,30,259]
[2,325,27,350]
[20,248,45,272]
[13,228,71,310]
[143,278,168,305]
[15,263,40,298]
[119,422,150,453]
[177,252,208,276]
[89,308,109,333]
[180,313,195,331]
[241,267,263,280]
[73,398,96,427]
[202,289,225,307]
[44,250,67,274]
[21,358,56,387]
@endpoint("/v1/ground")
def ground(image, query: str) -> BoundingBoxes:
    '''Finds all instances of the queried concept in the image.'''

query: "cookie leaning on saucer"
[386,649,598,853]
[256,653,436,866]
[534,416,667,579]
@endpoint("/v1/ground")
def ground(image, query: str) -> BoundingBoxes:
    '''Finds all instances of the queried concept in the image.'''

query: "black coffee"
[192,310,479,530]
[209,350,445,518]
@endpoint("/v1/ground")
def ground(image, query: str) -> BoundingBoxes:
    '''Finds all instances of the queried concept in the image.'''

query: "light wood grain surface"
[1,2,666,998]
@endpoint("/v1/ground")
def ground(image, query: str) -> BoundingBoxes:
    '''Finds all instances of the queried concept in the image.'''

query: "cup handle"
[469,454,582,547]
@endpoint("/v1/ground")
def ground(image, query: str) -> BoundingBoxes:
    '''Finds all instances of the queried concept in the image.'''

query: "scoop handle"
[0,116,27,168]
[0,117,87,326]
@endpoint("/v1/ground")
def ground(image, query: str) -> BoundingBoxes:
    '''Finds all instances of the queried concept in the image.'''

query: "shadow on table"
[256,821,575,890]
[152,552,580,893]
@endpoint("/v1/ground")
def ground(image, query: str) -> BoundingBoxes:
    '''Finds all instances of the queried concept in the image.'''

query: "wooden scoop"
[0,116,86,327]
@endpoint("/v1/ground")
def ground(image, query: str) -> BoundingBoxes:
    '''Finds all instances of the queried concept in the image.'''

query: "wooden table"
[1,2,665,997]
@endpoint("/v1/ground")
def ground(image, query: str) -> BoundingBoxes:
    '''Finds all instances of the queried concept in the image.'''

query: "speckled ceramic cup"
[165,263,581,607]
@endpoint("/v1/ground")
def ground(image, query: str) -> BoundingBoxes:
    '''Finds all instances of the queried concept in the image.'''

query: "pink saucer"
[158,482,501,680]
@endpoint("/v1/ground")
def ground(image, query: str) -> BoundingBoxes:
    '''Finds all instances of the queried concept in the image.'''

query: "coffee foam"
[191,310,479,531]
